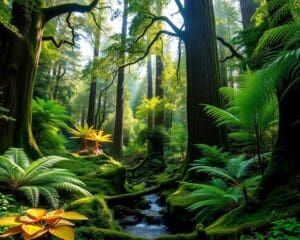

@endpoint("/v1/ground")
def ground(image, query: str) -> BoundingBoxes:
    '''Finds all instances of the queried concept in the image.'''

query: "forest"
[0,0,299,239]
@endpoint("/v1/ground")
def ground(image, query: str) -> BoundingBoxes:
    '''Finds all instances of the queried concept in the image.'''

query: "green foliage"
[240,218,300,239]
[32,98,70,154]
[0,148,91,208]
[183,179,242,224]
[192,144,230,167]
[169,124,187,159]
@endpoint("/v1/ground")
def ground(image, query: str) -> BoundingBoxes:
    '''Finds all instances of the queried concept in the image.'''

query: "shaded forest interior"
[0,0,299,240]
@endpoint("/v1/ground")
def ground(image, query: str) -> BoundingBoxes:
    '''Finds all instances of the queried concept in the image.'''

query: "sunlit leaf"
[22,224,44,236]
[18,215,39,224]
[26,208,47,220]
[22,229,48,240]
[49,226,74,240]
[0,216,20,226]
[62,212,88,220]
[55,219,75,227]
[0,225,22,238]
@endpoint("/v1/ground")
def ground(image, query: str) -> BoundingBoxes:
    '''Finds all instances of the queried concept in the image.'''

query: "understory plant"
[185,153,261,223]
[69,124,112,154]
[0,148,91,207]
[0,208,88,240]
[203,84,278,175]
[32,98,71,155]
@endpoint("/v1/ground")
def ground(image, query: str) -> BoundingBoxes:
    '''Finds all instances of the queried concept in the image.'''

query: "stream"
[122,194,171,239]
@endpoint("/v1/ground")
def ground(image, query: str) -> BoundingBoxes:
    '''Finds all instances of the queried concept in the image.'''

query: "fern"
[183,180,242,224]
[0,148,91,208]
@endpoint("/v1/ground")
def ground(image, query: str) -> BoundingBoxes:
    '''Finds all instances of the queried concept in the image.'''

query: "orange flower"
[0,208,88,240]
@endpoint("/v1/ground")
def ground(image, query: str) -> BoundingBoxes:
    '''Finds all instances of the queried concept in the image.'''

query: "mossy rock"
[80,161,126,195]
[76,226,147,240]
[67,196,119,230]
[58,154,127,195]
[165,186,198,233]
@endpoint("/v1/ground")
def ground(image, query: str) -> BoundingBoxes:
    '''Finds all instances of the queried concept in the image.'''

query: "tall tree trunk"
[182,0,225,177]
[153,54,164,156]
[87,12,101,127]
[53,63,66,100]
[147,55,153,130]
[239,0,259,28]
[112,0,128,158]
[154,55,164,126]
[0,2,44,154]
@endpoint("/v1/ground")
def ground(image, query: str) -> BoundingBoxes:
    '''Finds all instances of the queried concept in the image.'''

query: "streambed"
[122,194,171,239]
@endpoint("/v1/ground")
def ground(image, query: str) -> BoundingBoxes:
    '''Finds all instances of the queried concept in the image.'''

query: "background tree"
[0,0,99,154]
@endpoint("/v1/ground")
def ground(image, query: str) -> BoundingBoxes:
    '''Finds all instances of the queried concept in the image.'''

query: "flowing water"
[123,194,171,239]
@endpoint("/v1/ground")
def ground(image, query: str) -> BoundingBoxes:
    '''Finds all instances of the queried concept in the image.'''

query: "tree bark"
[153,54,164,156]
[181,0,225,177]
[87,11,101,127]
[0,0,98,154]
[112,0,128,158]
[239,0,259,28]
[147,55,153,130]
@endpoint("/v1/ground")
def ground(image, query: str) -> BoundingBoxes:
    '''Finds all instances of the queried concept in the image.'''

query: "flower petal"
[55,219,75,227]
[0,225,22,238]
[26,209,47,220]
[43,209,64,220]
[18,215,39,224]
[22,229,48,240]
[0,216,20,226]
[49,226,74,240]
[22,224,44,236]
[62,212,88,220]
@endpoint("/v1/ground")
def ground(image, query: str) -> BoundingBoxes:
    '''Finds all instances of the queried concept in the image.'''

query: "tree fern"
[0,148,91,208]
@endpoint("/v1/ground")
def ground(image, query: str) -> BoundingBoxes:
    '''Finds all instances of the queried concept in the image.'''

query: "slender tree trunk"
[182,0,225,177]
[154,55,164,127]
[112,0,128,158]
[87,12,101,127]
[239,0,259,28]
[153,55,164,156]
[53,63,66,100]
[147,55,153,130]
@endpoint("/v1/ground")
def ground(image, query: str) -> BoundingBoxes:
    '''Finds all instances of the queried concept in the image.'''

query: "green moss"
[205,187,300,237]
[57,154,126,195]
[154,232,198,240]
[165,186,199,233]
[76,227,147,240]
[68,196,119,230]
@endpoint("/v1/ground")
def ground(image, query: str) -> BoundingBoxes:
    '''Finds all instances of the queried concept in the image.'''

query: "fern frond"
[202,104,241,126]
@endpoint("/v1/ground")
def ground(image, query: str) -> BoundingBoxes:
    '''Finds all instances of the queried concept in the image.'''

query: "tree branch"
[217,36,246,62]
[121,30,178,69]
[43,0,99,23]
[174,0,185,18]
[42,12,77,48]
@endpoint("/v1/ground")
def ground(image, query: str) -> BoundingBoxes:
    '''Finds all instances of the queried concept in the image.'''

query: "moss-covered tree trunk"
[0,2,45,154]
[181,0,225,177]
[0,0,98,154]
